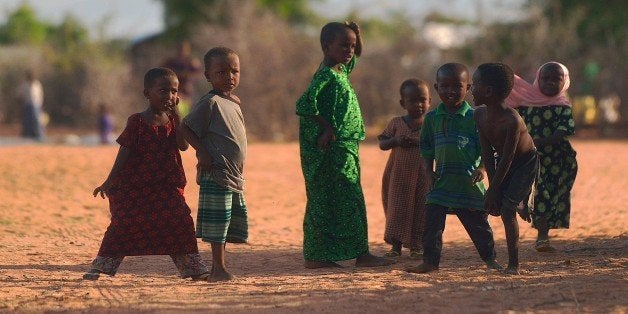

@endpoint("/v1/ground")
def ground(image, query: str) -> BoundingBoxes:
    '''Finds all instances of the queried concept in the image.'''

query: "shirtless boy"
[472,63,539,275]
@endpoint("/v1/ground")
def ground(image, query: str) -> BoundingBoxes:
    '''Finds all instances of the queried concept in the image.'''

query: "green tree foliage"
[48,15,90,51]
[155,0,318,39]
[256,0,317,24]
[539,0,626,47]
[159,0,231,38]
[0,3,49,45]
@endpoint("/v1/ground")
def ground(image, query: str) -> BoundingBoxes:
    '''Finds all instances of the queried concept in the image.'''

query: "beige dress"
[379,116,428,250]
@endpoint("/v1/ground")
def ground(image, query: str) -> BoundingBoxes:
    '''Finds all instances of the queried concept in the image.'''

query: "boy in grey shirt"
[179,47,247,282]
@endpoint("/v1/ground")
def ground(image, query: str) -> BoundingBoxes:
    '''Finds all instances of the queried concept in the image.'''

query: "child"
[472,63,539,274]
[378,78,430,259]
[406,63,501,274]
[84,68,210,281]
[178,47,248,282]
[506,61,578,253]
[19,69,45,141]
[97,102,114,144]
[296,21,393,268]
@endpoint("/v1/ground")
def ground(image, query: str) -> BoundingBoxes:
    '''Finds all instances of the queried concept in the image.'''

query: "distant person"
[19,70,45,141]
[162,40,202,117]
[97,103,114,144]
[296,21,393,269]
[378,78,430,259]
[406,63,501,274]
[506,61,578,253]
[178,47,248,282]
[472,63,539,275]
[83,68,211,281]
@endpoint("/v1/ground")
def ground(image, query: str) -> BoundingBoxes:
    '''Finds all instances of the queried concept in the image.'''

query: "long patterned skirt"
[300,139,369,262]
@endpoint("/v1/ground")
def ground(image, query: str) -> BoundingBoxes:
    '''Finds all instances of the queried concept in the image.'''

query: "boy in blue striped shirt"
[406,63,501,273]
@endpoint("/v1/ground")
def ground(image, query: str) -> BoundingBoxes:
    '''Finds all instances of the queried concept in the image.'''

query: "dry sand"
[0,139,626,312]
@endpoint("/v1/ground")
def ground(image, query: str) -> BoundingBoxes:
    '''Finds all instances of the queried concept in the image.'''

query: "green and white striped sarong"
[196,174,248,243]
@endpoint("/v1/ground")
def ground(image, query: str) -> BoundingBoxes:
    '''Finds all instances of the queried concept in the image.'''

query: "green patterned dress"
[517,105,578,229]
[296,57,369,262]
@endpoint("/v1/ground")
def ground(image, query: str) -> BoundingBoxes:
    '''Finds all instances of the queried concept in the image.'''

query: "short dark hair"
[320,22,351,49]
[436,63,469,81]
[144,67,177,89]
[399,78,429,96]
[476,63,514,100]
[203,46,238,69]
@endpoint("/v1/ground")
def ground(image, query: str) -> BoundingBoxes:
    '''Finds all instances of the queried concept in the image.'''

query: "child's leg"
[209,242,233,282]
[170,253,210,280]
[197,179,237,281]
[83,256,124,280]
[406,204,446,273]
[384,240,402,257]
[534,215,556,252]
[456,209,501,270]
[500,208,520,274]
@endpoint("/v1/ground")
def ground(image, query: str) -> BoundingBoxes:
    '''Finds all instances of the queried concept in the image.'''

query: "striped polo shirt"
[420,101,486,210]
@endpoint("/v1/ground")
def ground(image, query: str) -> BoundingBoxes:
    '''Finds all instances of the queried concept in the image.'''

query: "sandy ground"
[0,139,626,313]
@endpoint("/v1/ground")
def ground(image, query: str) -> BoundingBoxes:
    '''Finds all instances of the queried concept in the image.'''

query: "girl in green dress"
[506,62,578,252]
[296,21,393,269]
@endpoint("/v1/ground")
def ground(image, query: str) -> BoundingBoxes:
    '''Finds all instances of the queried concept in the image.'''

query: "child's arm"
[346,21,362,57]
[478,131,496,182]
[490,117,521,190]
[423,157,437,189]
[378,135,400,150]
[93,146,131,198]
[169,99,189,151]
[311,115,336,150]
[484,116,521,214]
[178,123,213,170]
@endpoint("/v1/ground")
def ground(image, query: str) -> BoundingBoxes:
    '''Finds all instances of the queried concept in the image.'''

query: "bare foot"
[210,268,234,282]
[503,266,520,275]
[355,253,395,267]
[82,269,101,280]
[191,272,211,281]
[535,239,556,253]
[304,261,343,269]
[485,260,503,271]
[405,263,438,273]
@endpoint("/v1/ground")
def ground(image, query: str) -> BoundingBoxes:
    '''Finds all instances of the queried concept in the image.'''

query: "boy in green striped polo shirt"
[406,63,501,274]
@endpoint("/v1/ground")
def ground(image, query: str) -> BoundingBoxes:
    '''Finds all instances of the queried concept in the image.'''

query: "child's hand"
[318,127,336,150]
[426,169,437,189]
[167,97,180,117]
[93,180,112,199]
[345,21,360,36]
[399,135,418,147]
[471,168,484,183]
[516,206,532,222]
[485,188,501,216]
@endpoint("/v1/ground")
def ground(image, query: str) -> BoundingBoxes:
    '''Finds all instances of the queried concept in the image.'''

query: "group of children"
[297,21,576,275]
[84,20,577,282]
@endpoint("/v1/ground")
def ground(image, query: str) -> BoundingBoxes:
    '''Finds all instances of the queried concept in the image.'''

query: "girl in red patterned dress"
[378,79,431,259]
[83,68,210,280]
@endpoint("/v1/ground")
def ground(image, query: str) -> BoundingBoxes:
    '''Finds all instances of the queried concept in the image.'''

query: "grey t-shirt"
[183,92,247,192]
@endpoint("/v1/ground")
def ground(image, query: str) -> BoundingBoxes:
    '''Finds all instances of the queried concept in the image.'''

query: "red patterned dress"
[97,113,199,256]
[379,116,429,251]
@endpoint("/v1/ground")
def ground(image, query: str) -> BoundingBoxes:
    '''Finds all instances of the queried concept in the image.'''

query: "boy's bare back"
[475,106,535,159]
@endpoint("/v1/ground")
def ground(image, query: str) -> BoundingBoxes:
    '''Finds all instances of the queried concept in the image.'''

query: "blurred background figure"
[19,69,45,141]
[98,103,114,144]
[161,40,202,117]
[598,93,621,136]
